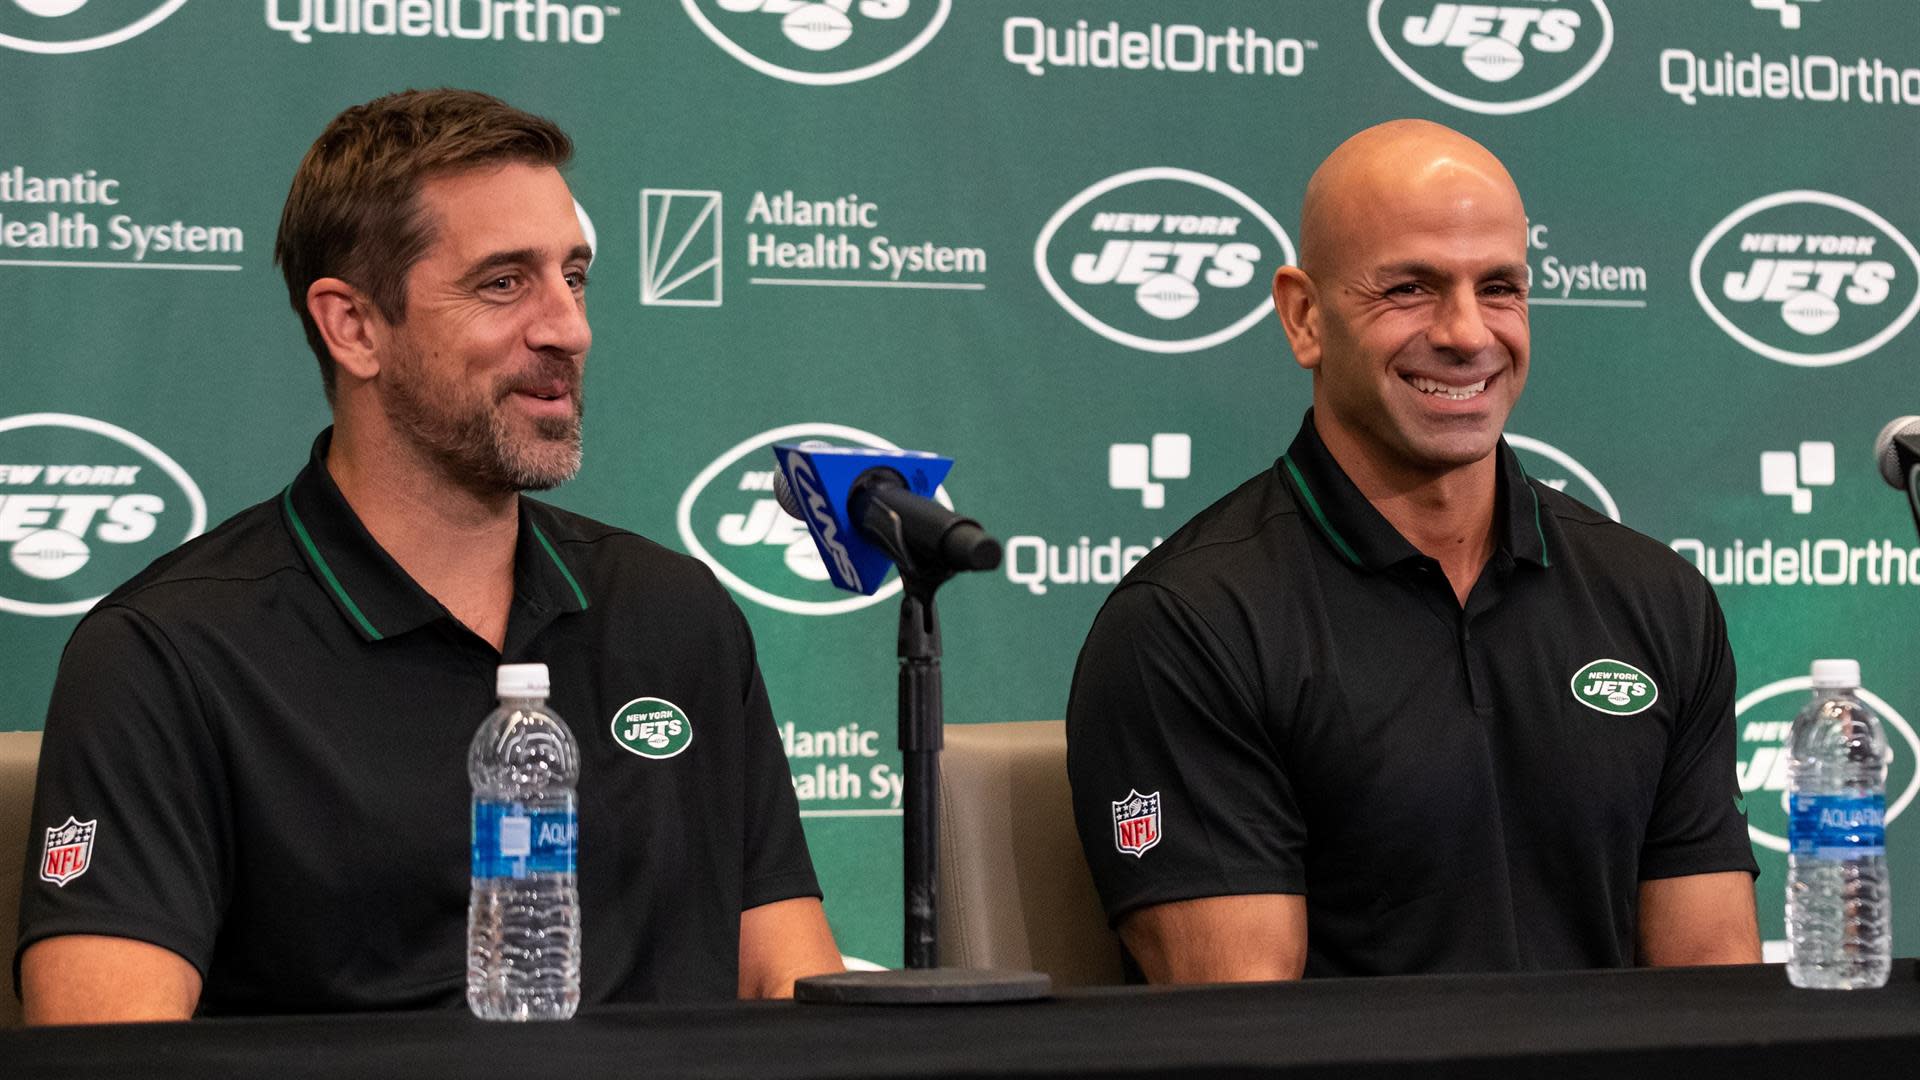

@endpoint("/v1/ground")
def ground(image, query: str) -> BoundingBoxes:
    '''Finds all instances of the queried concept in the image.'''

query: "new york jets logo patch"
[1571,658,1658,716]
[611,697,693,759]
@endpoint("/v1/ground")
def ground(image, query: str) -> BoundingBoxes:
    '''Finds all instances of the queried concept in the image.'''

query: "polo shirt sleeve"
[726,601,822,911]
[14,604,229,993]
[1066,580,1305,926]
[1638,583,1760,882]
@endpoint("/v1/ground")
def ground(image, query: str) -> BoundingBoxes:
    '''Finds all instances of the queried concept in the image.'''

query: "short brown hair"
[273,89,573,400]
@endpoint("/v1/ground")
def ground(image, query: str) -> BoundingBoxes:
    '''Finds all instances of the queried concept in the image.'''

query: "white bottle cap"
[497,663,551,699]
[1810,658,1860,690]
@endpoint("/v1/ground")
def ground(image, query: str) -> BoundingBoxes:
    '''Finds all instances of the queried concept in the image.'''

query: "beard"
[382,342,584,494]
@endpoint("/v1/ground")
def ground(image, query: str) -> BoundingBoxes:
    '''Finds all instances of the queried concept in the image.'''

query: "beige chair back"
[0,731,43,1028]
[936,720,1123,986]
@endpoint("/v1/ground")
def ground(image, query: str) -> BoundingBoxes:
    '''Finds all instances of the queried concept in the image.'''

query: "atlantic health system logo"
[1035,168,1292,354]
[682,0,949,85]
[0,0,187,54]
[0,413,207,617]
[1367,0,1613,115]
[1691,191,1920,367]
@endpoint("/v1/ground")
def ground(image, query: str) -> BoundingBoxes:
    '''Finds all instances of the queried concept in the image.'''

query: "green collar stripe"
[1282,454,1362,567]
[1512,456,1553,568]
[530,521,588,609]
[282,486,383,640]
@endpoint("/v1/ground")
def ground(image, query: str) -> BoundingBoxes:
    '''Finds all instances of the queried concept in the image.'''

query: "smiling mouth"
[1407,374,1488,401]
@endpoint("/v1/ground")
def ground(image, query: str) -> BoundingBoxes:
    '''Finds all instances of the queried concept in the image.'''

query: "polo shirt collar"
[280,428,590,642]
[1278,410,1550,573]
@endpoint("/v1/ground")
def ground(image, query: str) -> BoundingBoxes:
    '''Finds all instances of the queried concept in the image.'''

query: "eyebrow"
[1376,260,1530,281]
[461,244,595,280]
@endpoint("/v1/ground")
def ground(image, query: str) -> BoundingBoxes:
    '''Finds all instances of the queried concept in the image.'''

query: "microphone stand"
[794,524,1048,1005]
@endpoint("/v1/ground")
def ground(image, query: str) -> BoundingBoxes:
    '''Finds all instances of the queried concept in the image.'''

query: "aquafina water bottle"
[467,663,581,1019]
[1785,658,1889,989]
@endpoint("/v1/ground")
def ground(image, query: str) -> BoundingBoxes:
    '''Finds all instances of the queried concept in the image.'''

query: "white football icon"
[1135,273,1201,321]
[784,538,830,581]
[13,0,90,16]
[1781,291,1841,336]
[1461,36,1525,83]
[782,2,853,52]
[10,529,90,581]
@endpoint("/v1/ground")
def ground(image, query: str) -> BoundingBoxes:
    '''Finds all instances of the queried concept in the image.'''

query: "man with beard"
[1066,120,1760,981]
[14,90,843,1023]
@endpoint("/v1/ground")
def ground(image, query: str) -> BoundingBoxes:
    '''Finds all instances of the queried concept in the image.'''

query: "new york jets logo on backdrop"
[682,0,949,85]
[1691,191,1920,367]
[1506,435,1620,521]
[1570,658,1657,716]
[0,414,207,617]
[611,697,694,759]
[677,422,954,616]
[1035,168,1293,354]
[0,0,186,53]
[1367,0,1613,115]
[1735,676,1919,853]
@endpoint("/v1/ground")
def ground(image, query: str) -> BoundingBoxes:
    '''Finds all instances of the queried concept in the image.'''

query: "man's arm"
[1119,894,1307,984]
[738,896,844,999]
[20,935,201,1025]
[1636,871,1761,966]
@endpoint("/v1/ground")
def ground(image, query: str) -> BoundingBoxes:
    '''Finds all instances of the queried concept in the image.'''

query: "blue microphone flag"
[772,443,954,595]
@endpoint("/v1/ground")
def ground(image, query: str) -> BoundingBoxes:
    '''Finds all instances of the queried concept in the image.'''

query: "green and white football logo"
[611,697,693,759]
[0,0,187,54]
[1506,435,1620,522]
[1570,658,1657,716]
[1368,0,1613,115]
[682,0,949,85]
[1735,676,1919,853]
[1691,191,1920,367]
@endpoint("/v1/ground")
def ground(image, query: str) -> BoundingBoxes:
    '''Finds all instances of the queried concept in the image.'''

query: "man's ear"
[306,277,387,384]
[1271,265,1322,372]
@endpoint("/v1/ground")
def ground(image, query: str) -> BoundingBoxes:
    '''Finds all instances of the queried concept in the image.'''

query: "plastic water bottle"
[1785,658,1889,990]
[467,663,581,1020]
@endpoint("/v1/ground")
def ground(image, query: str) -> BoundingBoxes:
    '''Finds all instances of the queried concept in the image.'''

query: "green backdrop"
[4,0,1917,968]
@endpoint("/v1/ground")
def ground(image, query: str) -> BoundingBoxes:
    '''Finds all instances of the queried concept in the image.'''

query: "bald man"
[1065,120,1760,982]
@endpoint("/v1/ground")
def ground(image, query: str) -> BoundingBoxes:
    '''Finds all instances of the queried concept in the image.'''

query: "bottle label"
[1788,793,1886,859]
[472,801,577,879]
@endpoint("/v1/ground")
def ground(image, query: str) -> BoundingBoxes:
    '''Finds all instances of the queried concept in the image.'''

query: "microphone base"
[793,967,1051,1005]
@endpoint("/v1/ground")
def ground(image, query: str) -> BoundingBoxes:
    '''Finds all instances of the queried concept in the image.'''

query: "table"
[5,961,1917,1078]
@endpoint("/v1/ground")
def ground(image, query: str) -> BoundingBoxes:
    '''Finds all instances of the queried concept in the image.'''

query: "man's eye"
[1385,283,1421,296]
[566,271,589,290]
[484,275,519,292]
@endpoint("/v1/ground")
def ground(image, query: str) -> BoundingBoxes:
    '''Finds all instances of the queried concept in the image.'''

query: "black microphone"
[773,458,1001,580]
[1874,416,1920,541]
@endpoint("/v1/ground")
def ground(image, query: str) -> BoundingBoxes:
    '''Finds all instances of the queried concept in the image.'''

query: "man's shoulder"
[1534,480,1714,596]
[523,498,733,606]
[1122,462,1304,599]
[93,490,305,621]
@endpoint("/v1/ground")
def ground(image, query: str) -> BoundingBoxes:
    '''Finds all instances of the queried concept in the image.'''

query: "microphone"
[1874,416,1920,490]
[771,442,1002,594]
[1874,416,1920,542]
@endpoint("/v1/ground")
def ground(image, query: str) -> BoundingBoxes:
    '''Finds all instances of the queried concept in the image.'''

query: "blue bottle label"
[471,800,576,879]
[1788,793,1886,859]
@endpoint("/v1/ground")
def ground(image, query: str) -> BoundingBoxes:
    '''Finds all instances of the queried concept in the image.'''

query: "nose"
[527,270,592,359]
[1426,287,1492,358]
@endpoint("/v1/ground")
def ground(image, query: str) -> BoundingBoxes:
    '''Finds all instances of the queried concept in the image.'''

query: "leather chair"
[0,731,43,1028]
[936,720,1124,986]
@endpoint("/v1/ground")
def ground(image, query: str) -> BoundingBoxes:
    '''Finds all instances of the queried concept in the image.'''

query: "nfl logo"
[1111,789,1161,858]
[40,816,96,887]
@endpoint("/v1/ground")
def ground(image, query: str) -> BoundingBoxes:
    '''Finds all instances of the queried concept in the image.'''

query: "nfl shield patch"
[1112,790,1161,858]
[40,816,96,887]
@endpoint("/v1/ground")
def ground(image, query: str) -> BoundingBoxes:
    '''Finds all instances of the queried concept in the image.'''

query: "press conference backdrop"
[3,0,1917,968]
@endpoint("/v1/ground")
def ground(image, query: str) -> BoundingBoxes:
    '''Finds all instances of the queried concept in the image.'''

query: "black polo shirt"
[15,430,819,1014]
[1067,411,1757,976]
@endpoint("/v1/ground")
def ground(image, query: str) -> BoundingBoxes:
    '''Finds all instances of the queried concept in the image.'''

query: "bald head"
[1297,120,1524,280]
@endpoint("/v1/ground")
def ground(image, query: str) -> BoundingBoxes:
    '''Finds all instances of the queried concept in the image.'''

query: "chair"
[0,731,43,1028]
[936,720,1124,986]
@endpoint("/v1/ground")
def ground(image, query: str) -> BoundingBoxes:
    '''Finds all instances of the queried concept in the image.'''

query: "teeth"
[1410,376,1487,400]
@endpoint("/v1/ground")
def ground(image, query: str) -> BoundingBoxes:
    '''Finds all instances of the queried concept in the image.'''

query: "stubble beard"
[383,343,584,495]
